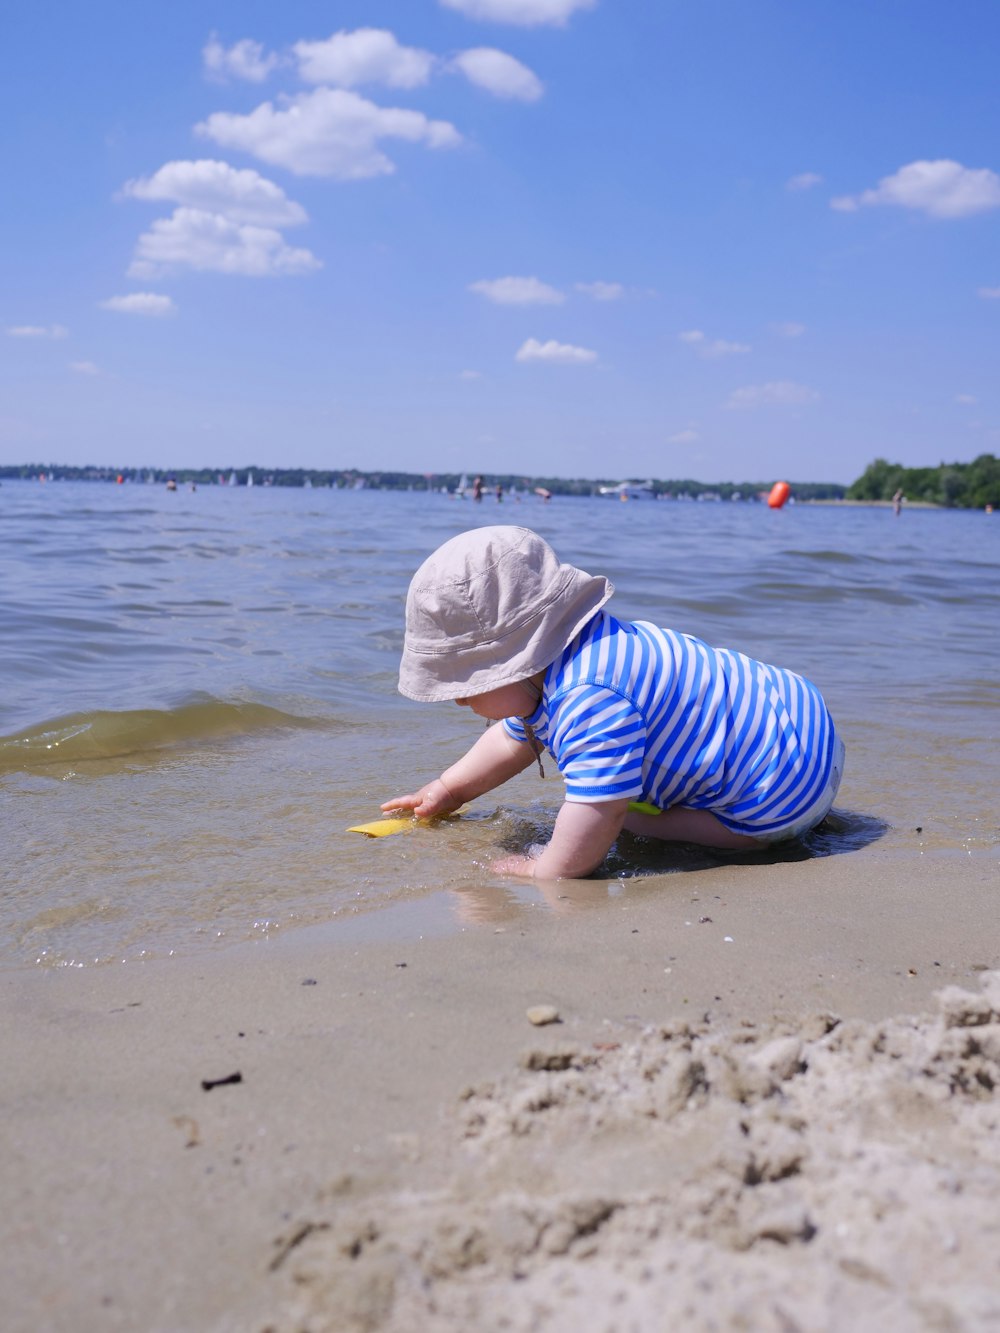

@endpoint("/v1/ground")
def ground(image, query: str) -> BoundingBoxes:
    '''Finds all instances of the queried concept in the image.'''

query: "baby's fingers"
[380,794,419,812]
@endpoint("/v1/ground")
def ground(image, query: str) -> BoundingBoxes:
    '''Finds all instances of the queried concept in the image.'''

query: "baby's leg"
[623,805,764,850]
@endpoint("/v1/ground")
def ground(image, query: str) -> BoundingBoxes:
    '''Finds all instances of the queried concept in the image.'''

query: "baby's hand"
[380,777,459,820]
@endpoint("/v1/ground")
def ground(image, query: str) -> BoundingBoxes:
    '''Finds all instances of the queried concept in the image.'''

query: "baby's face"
[454,680,539,721]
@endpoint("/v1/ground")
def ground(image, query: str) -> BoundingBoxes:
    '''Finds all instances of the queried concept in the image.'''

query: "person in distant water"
[383,527,845,878]
[472,476,484,502]
[892,488,904,517]
[495,482,503,503]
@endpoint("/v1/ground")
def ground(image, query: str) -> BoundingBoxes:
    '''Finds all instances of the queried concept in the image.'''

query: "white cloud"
[770,321,805,338]
[197,88,461,180]
[470,275,564,304]
[955,394,978,405]
[100,293,177,317]
[203,34,281,83]
[515,337,597,364]
[70,361,100,375]
[726,381,819,409]
[679,329,750,357]
[121,160,307,228]
[705,339,750,358]
[294,29,435,89]
[831,159,1000,219]
[978,286,1000,299]
[440,0,597,26]
[129,208,322,278]
[450,48,543,100]
[786,172,823,192]
[460,368,483,379]
[576,280,623,301]
[668,428,700,444]
[6,324,68,339]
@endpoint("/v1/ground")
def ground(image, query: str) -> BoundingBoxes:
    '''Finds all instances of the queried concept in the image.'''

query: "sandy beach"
[4,846,999,1333]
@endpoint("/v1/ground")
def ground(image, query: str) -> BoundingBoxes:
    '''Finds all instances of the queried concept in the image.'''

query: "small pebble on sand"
[526,1005,560,1026]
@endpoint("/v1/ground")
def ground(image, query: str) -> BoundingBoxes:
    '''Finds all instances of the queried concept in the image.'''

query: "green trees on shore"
[847,454,999,508]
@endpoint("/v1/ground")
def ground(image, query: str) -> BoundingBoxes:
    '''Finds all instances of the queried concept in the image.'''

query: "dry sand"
[3,849,999,1332]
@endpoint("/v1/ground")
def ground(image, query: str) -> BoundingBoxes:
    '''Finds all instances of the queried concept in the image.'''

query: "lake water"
[2,479,997,968]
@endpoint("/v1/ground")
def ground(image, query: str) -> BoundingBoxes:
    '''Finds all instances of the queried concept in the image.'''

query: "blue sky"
[3,0,998,483]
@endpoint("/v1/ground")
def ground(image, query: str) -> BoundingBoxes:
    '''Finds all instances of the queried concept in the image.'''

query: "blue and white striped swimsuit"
[504,611,838,837]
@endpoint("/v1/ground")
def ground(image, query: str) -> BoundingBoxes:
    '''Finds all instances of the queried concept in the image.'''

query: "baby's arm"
[493,797,630,879]
[381,721,535,818]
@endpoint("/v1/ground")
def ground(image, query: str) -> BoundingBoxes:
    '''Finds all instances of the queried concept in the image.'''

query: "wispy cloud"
[6,324,68,339]
[515,337,597,364]
[726,381,819,409]
[100,293,177,317]
[770,321,806,338]
[460,368,483,379]
[439,0,596,26]
[831,159,1000,219]
[470,275,564,304]
[197,89,461,180]
[668,428,700,444]
[978,285,1000,299]
[70,361,100,376]
[121,160,308,228]
[293,28,435,89]
[786,172,823,192]
[955,394,978,405]
[450,48,543,101]
[679,329,750,358]
[129,209,321,278]
[203,34,282,84]
[575,280,624,301]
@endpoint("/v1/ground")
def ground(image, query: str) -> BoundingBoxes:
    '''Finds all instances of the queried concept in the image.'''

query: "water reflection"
[447,806,889,926]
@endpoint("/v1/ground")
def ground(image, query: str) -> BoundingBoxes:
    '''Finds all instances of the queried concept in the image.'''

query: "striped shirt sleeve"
[547,684,647,803]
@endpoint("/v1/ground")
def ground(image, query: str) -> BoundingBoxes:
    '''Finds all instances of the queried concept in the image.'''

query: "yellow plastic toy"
[347,810,466,837]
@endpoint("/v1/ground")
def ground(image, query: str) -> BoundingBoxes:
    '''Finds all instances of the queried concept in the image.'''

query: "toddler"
[383,526,844,879]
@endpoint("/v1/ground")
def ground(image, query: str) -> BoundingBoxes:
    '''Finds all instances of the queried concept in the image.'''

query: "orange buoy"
[767,481,791,509]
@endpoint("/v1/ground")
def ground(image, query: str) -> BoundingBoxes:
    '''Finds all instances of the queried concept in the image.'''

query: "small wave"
[0,699,321,772]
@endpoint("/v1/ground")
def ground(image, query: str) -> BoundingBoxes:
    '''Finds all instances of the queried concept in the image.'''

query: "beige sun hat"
[399,526,613,702]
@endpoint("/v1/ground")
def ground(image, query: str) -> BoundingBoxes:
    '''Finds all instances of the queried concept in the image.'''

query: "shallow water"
[2,479,998,967]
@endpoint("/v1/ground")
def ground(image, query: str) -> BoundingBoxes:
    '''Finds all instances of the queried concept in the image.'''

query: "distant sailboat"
[229,470,237,486]
[246,471,254,487]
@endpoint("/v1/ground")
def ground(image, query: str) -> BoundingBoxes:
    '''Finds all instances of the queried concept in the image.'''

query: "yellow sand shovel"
[347,810,467,837]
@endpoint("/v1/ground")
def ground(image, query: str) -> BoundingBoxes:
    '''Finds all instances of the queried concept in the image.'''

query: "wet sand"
[3,848,999,1332]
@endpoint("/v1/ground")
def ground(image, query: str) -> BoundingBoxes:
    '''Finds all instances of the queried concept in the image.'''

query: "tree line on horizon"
[845,454,1000,509]
[3,455,997,506]
[0,462,844,501]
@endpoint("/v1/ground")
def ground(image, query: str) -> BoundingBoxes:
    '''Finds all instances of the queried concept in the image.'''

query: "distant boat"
[246,471,254,488]
[598,481,655,500]
[229,470,237,486]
